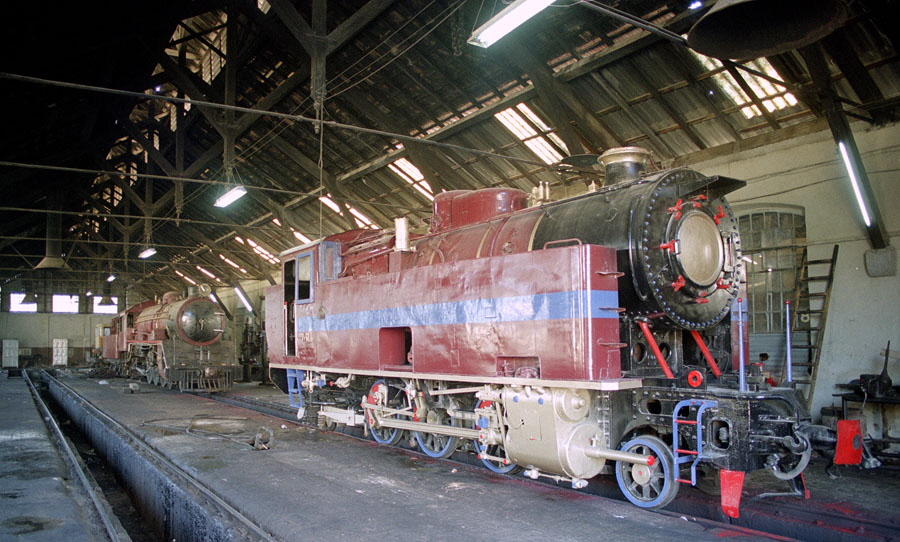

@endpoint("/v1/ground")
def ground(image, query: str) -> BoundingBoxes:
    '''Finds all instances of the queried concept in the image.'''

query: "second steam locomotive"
[102,291,238,392]
[265,147,859,517]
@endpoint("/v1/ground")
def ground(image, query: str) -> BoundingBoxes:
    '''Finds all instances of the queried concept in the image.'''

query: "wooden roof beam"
[725,64,781,131]
[269,135,358,230]
[589,71,675,158]
[822,30,896,124]
[500,38,621,152]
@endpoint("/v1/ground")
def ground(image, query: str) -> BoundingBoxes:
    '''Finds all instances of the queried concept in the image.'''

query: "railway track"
[22,370,130,542]
[38,370,278,542]
[31,372,896,542]
[204,388,900,542]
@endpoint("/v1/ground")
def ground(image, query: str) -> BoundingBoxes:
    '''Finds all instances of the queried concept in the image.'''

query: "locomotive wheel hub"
[630,462,652,485]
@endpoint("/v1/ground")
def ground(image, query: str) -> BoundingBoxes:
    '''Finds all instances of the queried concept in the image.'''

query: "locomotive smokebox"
[599,146,651,185]
[532,163,745,330]
[176,298,224,345]
[135,296,226,346]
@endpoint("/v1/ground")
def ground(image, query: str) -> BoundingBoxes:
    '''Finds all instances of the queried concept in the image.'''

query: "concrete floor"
[50,375,788,541]
[0,373,109,542]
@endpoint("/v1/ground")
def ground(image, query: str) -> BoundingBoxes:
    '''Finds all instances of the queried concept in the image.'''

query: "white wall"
[0,312,112,361]
[0,278,276,365]
[691,121,900,421]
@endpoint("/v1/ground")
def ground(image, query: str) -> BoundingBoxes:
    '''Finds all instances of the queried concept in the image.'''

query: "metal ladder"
[785,245,838,408]
[672,399,718,485]
[286,368,305,410]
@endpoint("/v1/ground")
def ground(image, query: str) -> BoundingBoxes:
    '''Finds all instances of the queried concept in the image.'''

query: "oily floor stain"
[1,515,63,535]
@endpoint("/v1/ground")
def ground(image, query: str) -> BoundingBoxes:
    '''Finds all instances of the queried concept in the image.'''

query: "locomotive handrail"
[672,398,718,485]
[542,238,582,250]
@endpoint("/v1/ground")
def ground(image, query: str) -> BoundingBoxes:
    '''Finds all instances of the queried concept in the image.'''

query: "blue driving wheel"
[364,379,405,445]
[614,435,679,509]
[474,400,520,474]
[414,409,460,459]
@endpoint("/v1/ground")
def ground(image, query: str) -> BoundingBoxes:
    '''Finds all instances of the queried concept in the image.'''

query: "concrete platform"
[222,381,900,541]
[47,374,786,541]
[0,372,110,541]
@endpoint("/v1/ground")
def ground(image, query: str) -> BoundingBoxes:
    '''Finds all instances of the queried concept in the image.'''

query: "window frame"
[295,252,315,305]
[736,206,807,334]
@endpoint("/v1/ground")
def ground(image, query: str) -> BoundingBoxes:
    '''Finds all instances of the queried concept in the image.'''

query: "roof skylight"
[494,103,567,164]
[290,228,312,244]
[219,253,247,274]
[246,238,279,265]
[319,194,378,230]
[388,158,435,201]
[690,52,798,119]
[175,270,197,285]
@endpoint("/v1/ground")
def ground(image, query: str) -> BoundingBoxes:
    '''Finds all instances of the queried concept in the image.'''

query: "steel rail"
[23,370,127,542]
[206,386,899,542]
[42,370,278,542]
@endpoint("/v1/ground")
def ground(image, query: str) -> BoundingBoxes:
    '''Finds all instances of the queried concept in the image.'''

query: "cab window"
[296,252,313,304]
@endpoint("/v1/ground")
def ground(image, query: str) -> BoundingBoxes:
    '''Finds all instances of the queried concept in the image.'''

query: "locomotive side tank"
[103,291,238,392]
[265,147,859,517]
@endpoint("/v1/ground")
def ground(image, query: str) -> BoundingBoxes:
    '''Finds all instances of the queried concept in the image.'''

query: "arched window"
[736,206,807,333]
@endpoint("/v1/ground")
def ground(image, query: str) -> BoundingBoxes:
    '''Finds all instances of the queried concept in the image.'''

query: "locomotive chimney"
[599,147,651,185]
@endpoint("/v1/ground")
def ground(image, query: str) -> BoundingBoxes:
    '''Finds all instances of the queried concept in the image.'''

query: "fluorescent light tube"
[468,0,555,48]
[838,141,872,227]
[234,285,254,313]
[138,247,157,259]
[214,185,247,208]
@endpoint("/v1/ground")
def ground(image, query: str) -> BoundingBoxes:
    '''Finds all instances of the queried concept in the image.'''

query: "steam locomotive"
[102,291,238,392]
[265,147,859,517]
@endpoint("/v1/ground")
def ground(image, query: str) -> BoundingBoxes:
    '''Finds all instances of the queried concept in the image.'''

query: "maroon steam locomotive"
[265,147,859,517]
[102,291,238,391]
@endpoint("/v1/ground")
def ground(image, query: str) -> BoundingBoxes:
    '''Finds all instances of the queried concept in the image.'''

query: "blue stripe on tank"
[296,289,619,333]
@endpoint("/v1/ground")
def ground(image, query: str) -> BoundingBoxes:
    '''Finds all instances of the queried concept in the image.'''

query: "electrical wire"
[728,166,898,204]
[327,1,466,100]
[0,72,552,170]
[326,0,441,94]
[0,160,425,212]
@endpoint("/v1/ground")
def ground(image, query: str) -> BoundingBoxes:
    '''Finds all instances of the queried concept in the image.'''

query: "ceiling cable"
[0,161,425,213]
[0,71,553,171]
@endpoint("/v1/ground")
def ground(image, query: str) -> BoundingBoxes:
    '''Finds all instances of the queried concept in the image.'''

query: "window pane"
[52,295,79,313]
[739,209,806,333]
[10,293,37,313]
[296,253,313,303]
[94,297,119,314]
